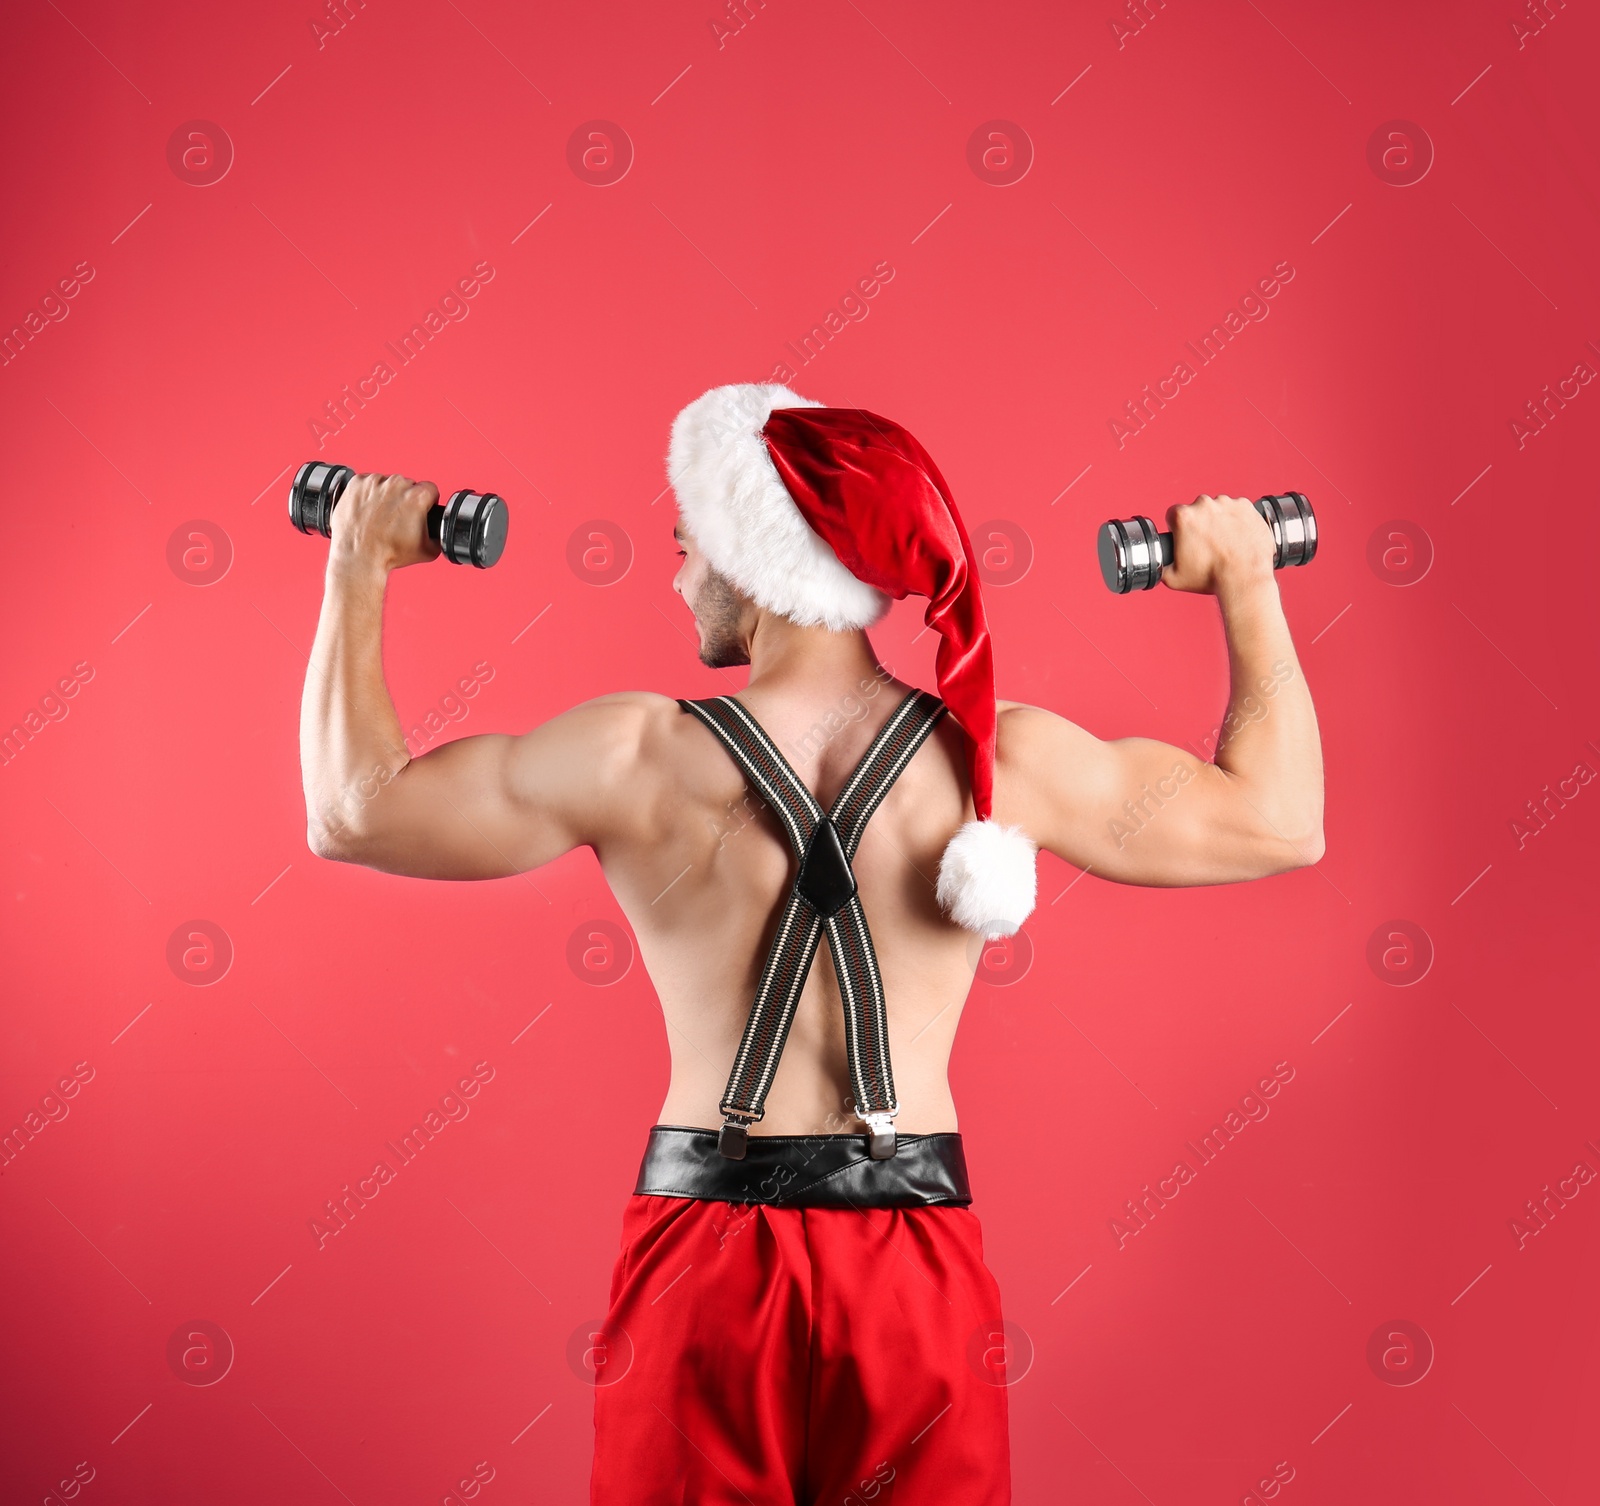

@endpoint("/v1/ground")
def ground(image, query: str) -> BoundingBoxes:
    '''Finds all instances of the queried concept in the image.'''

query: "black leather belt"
[633,1125,972,1209]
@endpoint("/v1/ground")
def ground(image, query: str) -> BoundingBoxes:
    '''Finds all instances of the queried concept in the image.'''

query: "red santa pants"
[589,1192,1011,1504]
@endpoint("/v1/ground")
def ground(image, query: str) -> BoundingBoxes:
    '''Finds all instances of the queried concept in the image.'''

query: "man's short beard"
[694,568,750,668]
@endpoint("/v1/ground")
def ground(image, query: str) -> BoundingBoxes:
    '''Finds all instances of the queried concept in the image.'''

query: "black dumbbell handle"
[1098,492,1316,593]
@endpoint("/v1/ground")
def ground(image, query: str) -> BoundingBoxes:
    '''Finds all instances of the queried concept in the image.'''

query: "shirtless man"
[299,385,1323,1505]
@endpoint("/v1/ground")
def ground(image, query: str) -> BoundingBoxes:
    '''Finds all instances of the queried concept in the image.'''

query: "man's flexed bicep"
[297,469,664,881]
[994,705,1319,887]
[308,695,661,881]
[994,497,1326,888]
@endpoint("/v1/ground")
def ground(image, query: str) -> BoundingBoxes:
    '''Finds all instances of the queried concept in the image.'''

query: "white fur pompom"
[936,820,1038,938]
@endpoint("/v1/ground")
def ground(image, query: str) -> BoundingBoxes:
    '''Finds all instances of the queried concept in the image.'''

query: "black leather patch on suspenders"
[796,817,857,917]
[676,688,948,1161]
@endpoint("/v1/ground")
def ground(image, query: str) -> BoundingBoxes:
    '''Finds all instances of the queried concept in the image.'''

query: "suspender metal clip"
[718,1115,756,1160]
[862,1111,897,1160]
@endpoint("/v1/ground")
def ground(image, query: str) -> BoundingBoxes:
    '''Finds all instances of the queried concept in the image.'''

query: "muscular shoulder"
[498,692,685,842]
[992,700,1110,826]
[551,690,681,745]
[995,700,1095,763]
[530,690,684,771]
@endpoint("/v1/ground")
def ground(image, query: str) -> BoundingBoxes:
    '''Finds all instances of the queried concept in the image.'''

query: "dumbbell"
[288,461,509,569]
[1097,492,1316,594]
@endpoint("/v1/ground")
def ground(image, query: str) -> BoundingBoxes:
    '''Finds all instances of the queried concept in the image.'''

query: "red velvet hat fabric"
[762,407,996,822]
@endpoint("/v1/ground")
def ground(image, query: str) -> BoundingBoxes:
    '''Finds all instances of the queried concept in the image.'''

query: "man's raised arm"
[298,472,653,880]
[994,493,1325,887]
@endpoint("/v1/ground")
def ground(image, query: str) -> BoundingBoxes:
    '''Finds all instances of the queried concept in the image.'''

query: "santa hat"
[668,383,1037,938]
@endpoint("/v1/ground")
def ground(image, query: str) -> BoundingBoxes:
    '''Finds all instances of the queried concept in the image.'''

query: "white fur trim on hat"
[936,820,1038,938]
[668,383,891,632]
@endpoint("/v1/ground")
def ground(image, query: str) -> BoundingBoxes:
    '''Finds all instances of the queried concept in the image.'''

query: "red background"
[4,0,1598,1500]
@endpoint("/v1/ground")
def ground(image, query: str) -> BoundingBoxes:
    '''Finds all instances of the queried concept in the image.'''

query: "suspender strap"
[678,688,947,1160]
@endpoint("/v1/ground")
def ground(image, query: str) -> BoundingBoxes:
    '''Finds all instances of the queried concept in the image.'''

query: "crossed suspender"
[677,688,949,1162]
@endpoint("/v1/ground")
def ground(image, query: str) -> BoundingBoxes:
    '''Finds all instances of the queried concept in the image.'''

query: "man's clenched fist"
[329,473,443,573]
[1160,494,1276,596]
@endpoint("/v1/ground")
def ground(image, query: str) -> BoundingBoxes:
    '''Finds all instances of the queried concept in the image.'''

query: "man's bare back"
[608,672,984,1137]
[300,474,1324,1140]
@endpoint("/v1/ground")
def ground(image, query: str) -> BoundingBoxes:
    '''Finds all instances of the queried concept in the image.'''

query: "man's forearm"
[300,557,411,849]
[1209,576,1323,848]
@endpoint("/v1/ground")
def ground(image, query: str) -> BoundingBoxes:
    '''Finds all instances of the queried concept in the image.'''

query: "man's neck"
[741,613,884,697]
